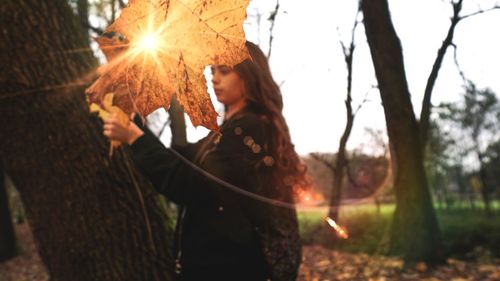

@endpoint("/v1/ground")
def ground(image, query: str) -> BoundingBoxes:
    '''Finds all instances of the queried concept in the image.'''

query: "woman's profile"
[104,41,308,281]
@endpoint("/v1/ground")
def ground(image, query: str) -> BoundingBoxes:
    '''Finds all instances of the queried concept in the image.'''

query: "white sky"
[151,0,500,156]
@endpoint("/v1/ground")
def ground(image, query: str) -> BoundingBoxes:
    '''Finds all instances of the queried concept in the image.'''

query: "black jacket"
[130,110,301,281]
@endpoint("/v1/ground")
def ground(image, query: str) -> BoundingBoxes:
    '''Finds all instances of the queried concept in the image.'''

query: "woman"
[104,41,307,281]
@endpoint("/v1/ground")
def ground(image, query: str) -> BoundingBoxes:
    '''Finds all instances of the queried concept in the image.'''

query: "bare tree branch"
[252,7,262,46]
[460,5,500,20]
[87,23,104,35]
[419,0,462,150]
[157,118,171,139]
[419,1,500,150]
[353,85,376,116]
[309,153,337,173]
[451,43,467,83]
[118,0,127,9]
[267,0,279,58]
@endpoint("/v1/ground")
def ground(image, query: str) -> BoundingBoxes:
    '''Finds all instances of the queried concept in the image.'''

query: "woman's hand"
[103,113,144,145]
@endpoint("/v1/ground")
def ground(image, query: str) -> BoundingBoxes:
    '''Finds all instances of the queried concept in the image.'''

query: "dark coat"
[129,109,301,281]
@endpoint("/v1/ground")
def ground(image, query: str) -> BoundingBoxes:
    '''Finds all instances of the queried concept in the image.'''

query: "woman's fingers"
[103,113,139,143]
[103,129,112,137]
[104,117,123,129]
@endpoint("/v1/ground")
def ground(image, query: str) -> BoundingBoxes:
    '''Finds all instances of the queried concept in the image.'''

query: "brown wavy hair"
[233,41,309,198]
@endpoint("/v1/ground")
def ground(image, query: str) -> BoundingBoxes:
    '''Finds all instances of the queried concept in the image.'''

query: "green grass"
[298,202,500,259]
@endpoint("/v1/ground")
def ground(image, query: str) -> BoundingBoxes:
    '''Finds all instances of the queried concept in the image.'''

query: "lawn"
[298,202,500,259]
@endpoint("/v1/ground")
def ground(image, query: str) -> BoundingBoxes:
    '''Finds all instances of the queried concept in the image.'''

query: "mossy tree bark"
[0,1,175,280]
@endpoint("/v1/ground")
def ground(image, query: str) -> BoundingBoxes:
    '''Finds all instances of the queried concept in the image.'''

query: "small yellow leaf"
[102,92,114,110]
[89,93,130,157]
[89,103,101,112]
[90,103,110,120]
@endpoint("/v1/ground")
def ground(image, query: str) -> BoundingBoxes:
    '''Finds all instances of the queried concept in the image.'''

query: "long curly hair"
[233,41,309,198]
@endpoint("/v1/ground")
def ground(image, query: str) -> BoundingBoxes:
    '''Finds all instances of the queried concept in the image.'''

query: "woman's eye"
[219,66,231,74]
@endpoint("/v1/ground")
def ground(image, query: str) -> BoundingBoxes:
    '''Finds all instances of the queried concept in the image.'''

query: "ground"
[1,224,500,281]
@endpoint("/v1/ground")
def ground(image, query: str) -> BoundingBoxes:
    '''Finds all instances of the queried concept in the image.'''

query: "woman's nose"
[211,72,220,85]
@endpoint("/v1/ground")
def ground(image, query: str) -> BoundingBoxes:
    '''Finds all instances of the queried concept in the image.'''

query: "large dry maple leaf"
[86,0,250,131]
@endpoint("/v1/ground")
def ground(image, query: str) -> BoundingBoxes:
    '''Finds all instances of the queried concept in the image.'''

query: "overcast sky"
[156,0,500,155]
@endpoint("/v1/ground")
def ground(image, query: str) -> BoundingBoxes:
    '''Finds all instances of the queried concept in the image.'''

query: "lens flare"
[138,33,159,53]
[325,217,349,239]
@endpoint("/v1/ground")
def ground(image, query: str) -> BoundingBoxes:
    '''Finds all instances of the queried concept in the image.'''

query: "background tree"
[361,0,443,264]
[322,2,363,222]
[0,1,175,280]
[439,82,499,216]
[308,2,369,223]
[424,120,456,210]
[168,96,188,146]
[484,139,500,204]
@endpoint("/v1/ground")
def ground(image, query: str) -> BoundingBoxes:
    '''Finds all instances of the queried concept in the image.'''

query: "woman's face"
[211,65,246,106]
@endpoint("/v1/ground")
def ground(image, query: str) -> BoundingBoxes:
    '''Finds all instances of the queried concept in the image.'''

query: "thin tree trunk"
[168,95,187,146]
[77,0,90,43]
[476,150,492,216]
[0,1,174,280]
[0,171,17,262]
[111,0,117,22]
[362,0,443,265]
[328,5,360,221]
[267,0,279,59]
[329,93,354,221]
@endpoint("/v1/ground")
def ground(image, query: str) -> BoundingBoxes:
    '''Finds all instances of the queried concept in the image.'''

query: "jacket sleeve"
[128,115,269,206]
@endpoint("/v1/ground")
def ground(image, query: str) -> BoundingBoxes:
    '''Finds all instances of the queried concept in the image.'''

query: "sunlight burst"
[138,33,159,53]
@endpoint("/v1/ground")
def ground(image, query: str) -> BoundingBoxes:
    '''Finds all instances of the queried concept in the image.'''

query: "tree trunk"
[328,10,359,222]
[476,151,492,216]
[0,171,17,262]
[77,0,90,44]
[328,95,354,221]
[0,1,175,280]
[168,95,187,146]
[362,0,443,265]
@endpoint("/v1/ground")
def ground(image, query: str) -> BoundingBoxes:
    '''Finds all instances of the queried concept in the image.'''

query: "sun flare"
[138,33,160,53]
